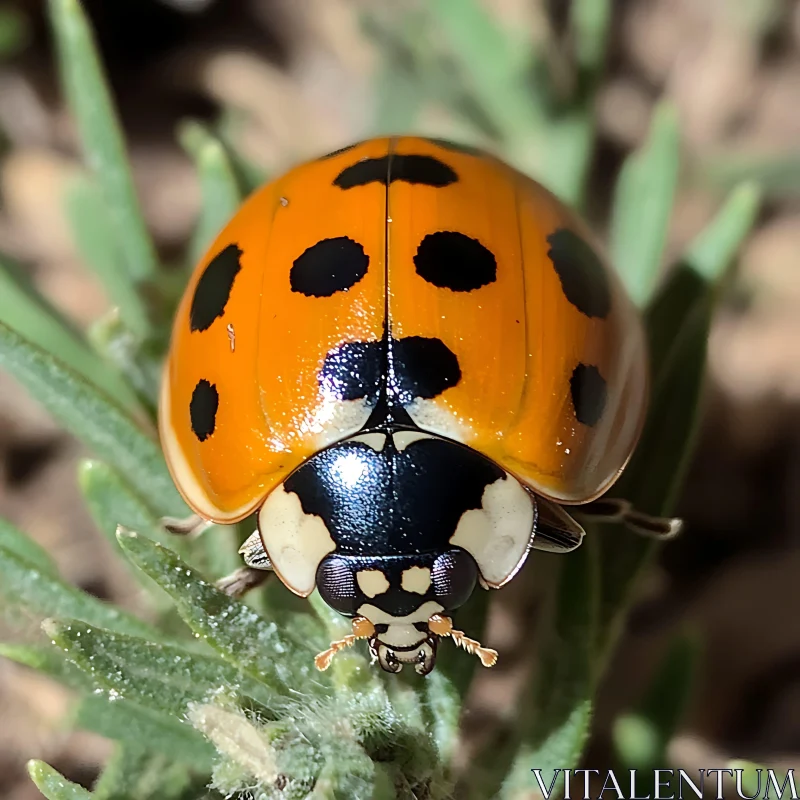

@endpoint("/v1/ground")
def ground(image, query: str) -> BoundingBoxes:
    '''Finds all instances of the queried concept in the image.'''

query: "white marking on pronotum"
[392,430,430,451]
[351,432,387,451]
[280,197,289,207]
[449,473,535,588]
[227,323,235,352]
[258,485,336,596]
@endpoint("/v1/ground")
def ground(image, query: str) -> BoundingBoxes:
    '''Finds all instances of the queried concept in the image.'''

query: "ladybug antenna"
[314,616,375,671]
[427,613,498,668]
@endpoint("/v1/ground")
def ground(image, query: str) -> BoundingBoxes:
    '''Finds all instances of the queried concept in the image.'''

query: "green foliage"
[0,1,764,798]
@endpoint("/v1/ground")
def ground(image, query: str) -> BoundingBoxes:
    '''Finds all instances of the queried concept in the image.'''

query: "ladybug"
[159,136,678,675]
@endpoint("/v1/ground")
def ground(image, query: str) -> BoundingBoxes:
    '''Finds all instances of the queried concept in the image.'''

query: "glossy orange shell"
[160,136,647,524]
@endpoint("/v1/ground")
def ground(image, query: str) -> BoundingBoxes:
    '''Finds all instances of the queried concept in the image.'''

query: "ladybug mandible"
[159,136,679,675]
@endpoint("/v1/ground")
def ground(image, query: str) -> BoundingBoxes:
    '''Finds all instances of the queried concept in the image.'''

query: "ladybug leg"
[315,616,375,671]
[216,567,270,598]
[576,499,683,540]
[428,614,498,668]
[215,530,274,598]
[161,514,212,539]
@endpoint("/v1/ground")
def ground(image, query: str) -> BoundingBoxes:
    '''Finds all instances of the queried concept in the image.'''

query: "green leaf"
[703,150,800,199]
[610,102,680,307]
[0,517,58,576]
[91,744,198,800]
[46,618,275,714]
[571,0,612,75]
[500,540,598,799]
[64,173,151,338]
[0,322,186,517]
[87,312,163,413]
[27,760,93,800]
[0,545,156,639]
[428,0,540,142]
[74,694,216,767]
[48,0,158,283]
[116,529,328,694]
[598,182,761,655]
[179,121,243,264]
[0,254,140,412]
[78,459,191,565]
[0,642,92,691]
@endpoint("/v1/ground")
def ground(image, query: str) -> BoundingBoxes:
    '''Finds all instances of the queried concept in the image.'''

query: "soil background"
[0,0,799,797]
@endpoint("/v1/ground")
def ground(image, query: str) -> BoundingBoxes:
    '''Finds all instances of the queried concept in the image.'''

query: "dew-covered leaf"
[116,529,328,694]
[0,545,157,639]
[27,761,93,800]
[0,642,91,692]
[45,618,276,714]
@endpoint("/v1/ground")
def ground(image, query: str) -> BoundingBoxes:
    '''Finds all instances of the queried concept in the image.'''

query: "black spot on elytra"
[546,229,611,319]
[290,237,369,297]
[334,155,457,189]
[414,231,497,291]
[318,336,461,405]
[570,364,607,427]
[319,143,359,159]
[190,244,242,332]
[319,340,383,402]
[190,379,219,441]
[425,137,487,157]
[391,336,461,403]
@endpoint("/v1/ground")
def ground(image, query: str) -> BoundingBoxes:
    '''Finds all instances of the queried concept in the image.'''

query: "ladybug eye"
[431,549,478,611]
[316,556,359,616]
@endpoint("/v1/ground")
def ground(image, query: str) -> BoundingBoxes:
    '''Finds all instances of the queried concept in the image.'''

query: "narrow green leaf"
[64,173,151,338]
[78,460,189,559]
[0,322,186,517]
[0,255,140,412]
[500,540,598,798]
[46,618,275,714]
[597,183,761,655]
[27,760,92,800]
[92,744,198,800]
[428,0,540,142]
[703,150,800,198]
[0,545,156,639]
[74,694,216,767]
[684,181,762,283]
[0,642,91,691]
[0,517,58,576]
[116,529,328,694]
[610,102,680,307]
[179,120,242,264]
[571,0,612,75]
[87,312,163,414]
[48,0,158,282]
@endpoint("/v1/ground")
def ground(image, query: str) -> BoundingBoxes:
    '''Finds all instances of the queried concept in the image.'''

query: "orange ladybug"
[160,136,673,675]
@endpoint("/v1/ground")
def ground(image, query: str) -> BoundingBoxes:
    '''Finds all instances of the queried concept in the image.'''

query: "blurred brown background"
[0,0,799,797]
